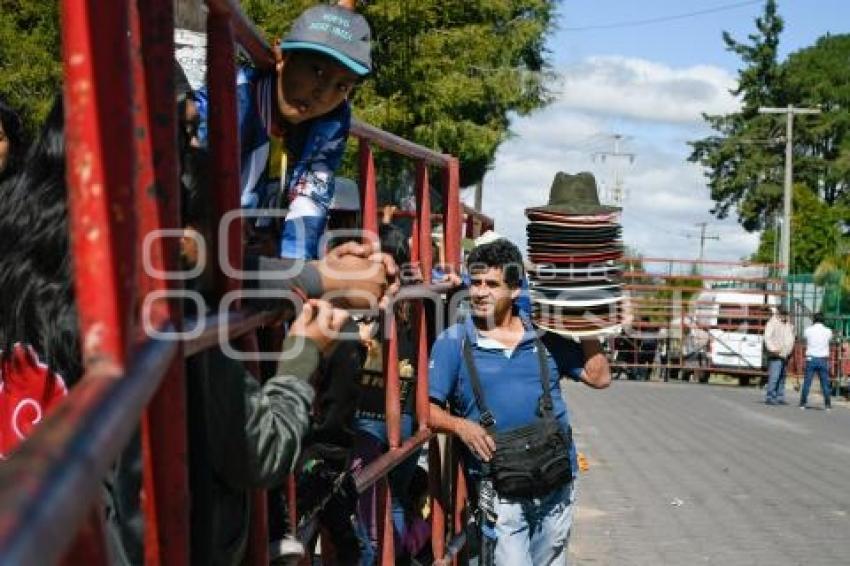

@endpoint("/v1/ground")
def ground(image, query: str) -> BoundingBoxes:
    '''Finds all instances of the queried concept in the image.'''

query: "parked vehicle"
[692,290,778,385]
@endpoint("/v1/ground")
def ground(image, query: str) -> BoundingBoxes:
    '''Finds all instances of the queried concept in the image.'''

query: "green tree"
[781,34,850,207]
[1,1,557,189]
[753,185,847,274]
[813,255,850,317]
[0,1,62,135]
[243,0,557,188]
[751,224,777,264]
[688,0,788,231]
[789,184,845,273]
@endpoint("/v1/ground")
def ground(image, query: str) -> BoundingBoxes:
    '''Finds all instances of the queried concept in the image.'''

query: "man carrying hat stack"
[427,172,612,565]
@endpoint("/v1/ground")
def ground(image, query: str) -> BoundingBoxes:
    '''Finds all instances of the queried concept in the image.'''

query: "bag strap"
[462,337,496,430]
[461,328,555,431]
[533,335,555,417]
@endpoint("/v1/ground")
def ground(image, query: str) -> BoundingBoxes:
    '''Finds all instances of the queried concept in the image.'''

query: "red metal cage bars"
[0,1,467,565]
[170,1,469,563]
[351,129,463,565]
[62,0,136,368]
[623,257,782,269]
[0,2,192,564]
[180,3,468,560]
[205,4,271,565]
[130,0,191,564]
[0,1,170,564]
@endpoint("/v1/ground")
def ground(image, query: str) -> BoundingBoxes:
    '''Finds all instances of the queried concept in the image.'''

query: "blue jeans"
[765,358,787,402]
[491,482,576,565]
[279,214,327,259]
[800,357,832,408]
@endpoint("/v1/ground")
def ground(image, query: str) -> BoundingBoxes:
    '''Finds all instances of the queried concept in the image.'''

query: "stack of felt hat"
[525,172,623,337]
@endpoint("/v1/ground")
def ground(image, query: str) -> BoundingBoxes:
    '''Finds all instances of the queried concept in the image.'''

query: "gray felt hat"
[281,5,372,76]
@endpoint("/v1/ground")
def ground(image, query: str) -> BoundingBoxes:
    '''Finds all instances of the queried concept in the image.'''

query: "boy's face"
[277,50,358,124]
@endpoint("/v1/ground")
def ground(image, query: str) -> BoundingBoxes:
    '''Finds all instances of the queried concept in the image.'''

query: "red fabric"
[0,344,68,458]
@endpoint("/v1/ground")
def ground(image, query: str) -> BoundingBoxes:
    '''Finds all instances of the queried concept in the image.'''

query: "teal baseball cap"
[281,5,372,77]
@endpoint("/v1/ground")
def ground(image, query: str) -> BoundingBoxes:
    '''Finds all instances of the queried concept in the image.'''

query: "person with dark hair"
[0,96,69,458]
[800,312,833,411]
[350,215,428,563]
[763,305,795,405]
[293,204,425,564]
[428,238,610,565]
[0,97,26,183]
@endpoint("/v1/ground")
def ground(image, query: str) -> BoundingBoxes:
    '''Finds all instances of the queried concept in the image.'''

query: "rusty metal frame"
[0,339,178,564]
[619,257,783,382]
[0,0,466,564]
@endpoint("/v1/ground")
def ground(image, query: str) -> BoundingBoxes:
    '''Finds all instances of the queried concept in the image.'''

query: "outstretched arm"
[580,339,611,389]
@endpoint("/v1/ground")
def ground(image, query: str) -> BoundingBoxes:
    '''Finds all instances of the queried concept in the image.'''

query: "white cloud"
[555,55,739,123]
[468,55,758,266]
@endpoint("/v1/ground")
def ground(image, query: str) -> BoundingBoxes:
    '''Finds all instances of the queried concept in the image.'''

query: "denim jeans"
[801,357,832,408]
[492,481,576,565]
[279,214,327,259]
[765,358,787,402]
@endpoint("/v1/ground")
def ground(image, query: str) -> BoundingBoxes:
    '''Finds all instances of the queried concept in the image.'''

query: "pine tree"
[688,0,787,231]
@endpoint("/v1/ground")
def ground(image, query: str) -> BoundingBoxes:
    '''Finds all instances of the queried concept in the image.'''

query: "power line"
[684,222,720,265]
[563,0,763,32]
[592,134,636,206]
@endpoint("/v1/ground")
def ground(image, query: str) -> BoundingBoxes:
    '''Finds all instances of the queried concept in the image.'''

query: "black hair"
[0,97,27,183]
[178,126,210,230]
[379,222,409,268]
[0,96,83,384]
[466,238,524,289]
[813,312,825,324]
[173,69,211,231]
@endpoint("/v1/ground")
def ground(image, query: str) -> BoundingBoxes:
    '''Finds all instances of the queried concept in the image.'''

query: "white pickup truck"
[692,291,779,385]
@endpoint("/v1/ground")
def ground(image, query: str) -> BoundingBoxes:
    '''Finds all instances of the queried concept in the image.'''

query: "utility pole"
[592,134,635,206]
[758,104,821,277]
[685,222,720,268]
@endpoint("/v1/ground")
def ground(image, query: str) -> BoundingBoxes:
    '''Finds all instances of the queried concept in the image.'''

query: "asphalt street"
[566,380,850,566]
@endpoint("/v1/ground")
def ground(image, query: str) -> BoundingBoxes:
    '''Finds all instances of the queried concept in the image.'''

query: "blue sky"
[555,0,849,69]
[470,1,849,268]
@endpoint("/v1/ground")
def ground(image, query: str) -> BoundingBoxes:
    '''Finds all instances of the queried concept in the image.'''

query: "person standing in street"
[427,239,610,564]
[800,312,833,411]
[763,306,795,405]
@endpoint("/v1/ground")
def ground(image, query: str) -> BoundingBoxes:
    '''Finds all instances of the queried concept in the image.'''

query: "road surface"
[566,380,850,565]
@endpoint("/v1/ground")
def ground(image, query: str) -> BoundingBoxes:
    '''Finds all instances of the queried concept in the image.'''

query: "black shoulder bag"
[462,336,573,499]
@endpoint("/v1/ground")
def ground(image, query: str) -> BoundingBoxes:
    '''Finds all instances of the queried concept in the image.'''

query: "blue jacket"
[196,66,351,258]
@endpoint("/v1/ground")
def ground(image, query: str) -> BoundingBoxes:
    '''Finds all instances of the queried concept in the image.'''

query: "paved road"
[565,380,850,566]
